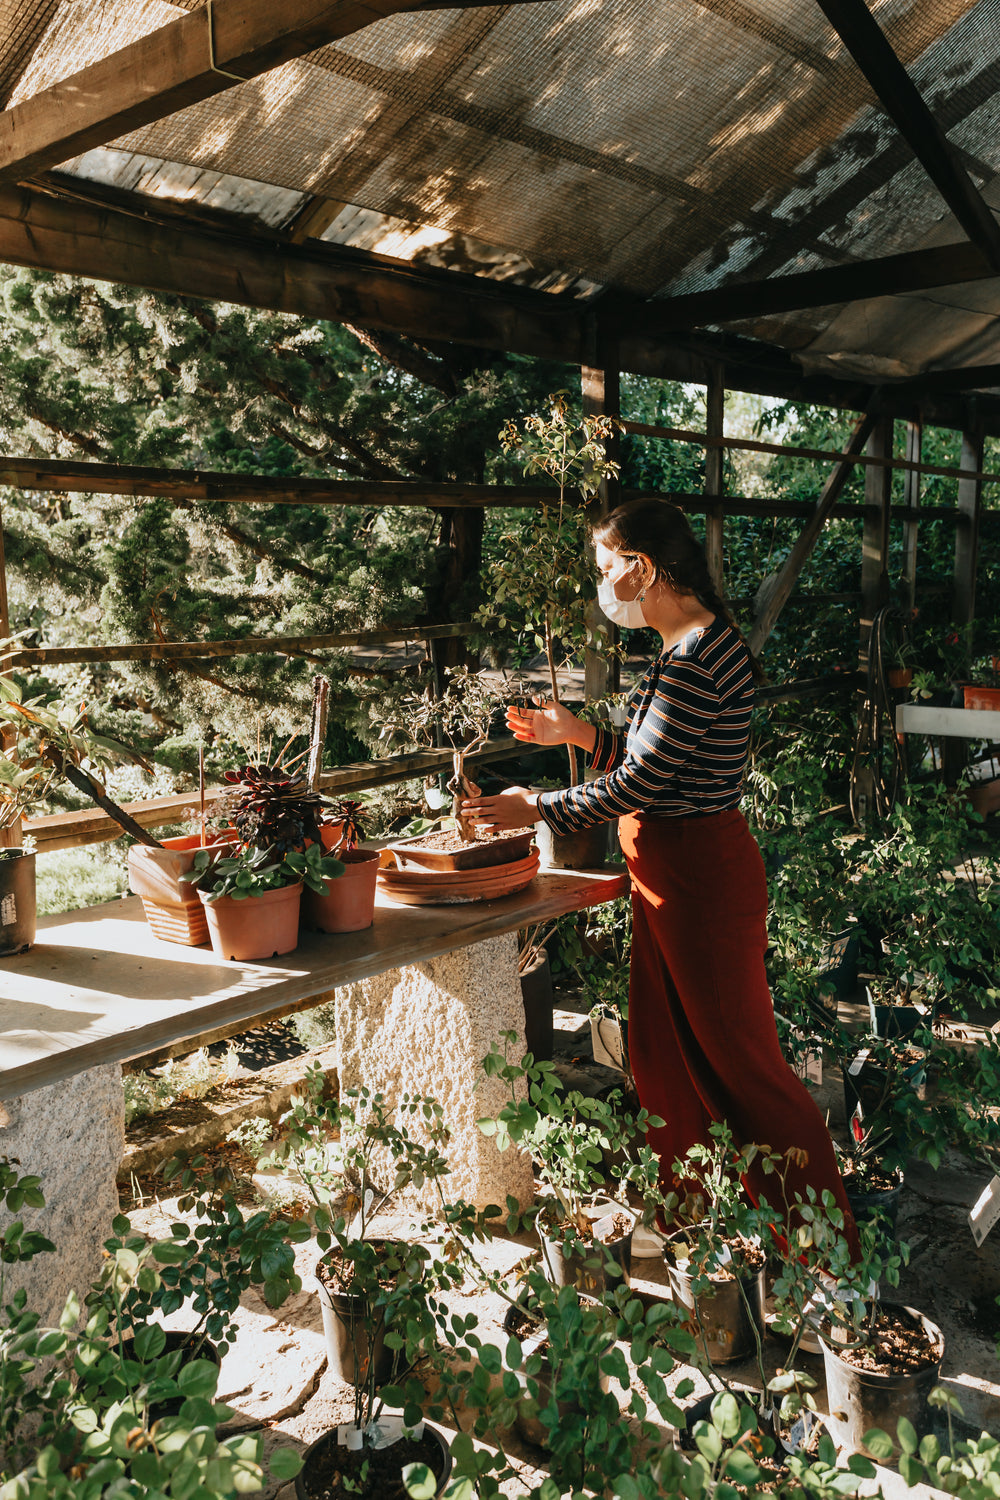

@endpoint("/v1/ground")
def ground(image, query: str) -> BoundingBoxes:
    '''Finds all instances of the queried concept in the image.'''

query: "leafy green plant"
[480,392,620,784]
[182,838,343,901]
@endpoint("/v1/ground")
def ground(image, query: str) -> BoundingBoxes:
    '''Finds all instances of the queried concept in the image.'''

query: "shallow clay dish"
[377,848,540,904]
[385,828,535,872]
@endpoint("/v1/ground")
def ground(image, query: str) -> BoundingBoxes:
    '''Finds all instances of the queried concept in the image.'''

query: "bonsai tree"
[385,666,503,843]
[482,392,621,785]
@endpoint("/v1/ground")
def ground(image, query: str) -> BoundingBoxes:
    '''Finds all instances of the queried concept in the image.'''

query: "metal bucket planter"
[313,1242,404,1389]
[294,1420,452,1500]
[538,1201,633,1295]
[533,820,608,870]
[0,849,35,957]
[664,1243,766,1366]
[519,945,554,1062]
[843,1169,905,1237]
[820,1302,944,1459]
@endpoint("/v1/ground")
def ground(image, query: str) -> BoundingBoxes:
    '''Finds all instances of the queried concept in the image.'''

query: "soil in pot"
[821,1302,943,1458]
[664,1234,766,1366]
[303,848,380,933]
[0,849,35,957]
[295,1423,451,1500]
[199,881,302,962]
[385,826,534,871]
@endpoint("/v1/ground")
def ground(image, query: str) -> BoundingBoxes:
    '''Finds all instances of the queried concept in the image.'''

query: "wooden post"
[704,365,725,596]
[860,417,893,663]
[954,418,984,628]
[0,502,19,851]
[902,420,921,613]
[582,333,621,702]
[436,509,484,671]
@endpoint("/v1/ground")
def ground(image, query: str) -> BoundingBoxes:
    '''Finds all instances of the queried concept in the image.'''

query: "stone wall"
[0,1063,124,1326]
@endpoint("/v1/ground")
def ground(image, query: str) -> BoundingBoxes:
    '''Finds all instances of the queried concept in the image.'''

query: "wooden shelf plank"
[895,703,1000,737]
[0,869,629,1098]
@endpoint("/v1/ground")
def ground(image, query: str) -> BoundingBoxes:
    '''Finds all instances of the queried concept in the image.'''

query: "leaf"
[722,1451,761,1486]
[896,1415,917,1455]
[711,1392,741,1440]
[403,1462,438,1499]
[132,1323,167,1362]
[862,1428,894,1462]
[694,1425,722,1464]
[176,1358,219,1399]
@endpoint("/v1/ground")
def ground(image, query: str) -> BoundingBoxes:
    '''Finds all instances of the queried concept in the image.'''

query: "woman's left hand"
[462,786,539,831]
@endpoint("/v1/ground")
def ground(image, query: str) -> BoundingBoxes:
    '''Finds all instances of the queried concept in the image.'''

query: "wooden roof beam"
[814,0,1000,271]
[0,0,545,184]
[621,238,995,339]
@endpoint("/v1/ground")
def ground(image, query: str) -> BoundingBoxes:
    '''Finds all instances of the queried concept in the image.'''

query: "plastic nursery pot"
[537,1201,634,1295]
[519,946,554,1063]
[663,1240,766,1366]
[533,819,608,871]
[502,1296,614,1450]
[127,833,234,947]
[820,1302,944,1459]
[302,848,380,934]
[0,849,36,957]
[313,1254,400,1389]
[842,1168,905,1236]
[197,881,303,962]
[865,987,933,1041]
[294,1420,452,1500]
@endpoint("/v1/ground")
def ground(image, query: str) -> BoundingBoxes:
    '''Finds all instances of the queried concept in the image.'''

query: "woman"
[464,498,858,1247]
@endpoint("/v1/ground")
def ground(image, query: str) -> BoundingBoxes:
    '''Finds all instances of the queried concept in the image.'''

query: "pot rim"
[817,1300,944,1379]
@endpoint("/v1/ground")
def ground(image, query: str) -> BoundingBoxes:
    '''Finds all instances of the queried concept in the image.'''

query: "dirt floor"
[119,990,1000,1499]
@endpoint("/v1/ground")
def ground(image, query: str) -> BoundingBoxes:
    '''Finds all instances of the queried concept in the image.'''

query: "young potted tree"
[479,1032,651,1294]
[266,1074,457,1500]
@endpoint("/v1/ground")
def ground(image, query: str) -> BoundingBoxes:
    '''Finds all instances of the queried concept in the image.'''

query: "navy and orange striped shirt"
[537,617,754,833]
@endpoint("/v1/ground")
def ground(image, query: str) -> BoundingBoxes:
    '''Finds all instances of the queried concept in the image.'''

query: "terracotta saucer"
[377,849,540,905]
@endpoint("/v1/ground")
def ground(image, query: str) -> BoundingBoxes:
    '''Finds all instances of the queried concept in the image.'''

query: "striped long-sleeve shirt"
[537,617,754,834]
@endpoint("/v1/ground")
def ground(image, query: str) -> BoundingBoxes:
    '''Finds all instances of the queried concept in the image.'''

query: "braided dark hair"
[592,498,766,684]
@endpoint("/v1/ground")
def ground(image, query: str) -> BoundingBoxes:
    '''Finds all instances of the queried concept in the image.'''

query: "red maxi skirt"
[619,808,858,1251]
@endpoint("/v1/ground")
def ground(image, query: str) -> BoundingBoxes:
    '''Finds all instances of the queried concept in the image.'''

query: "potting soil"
[404,827,532,853]
[832,1304,942,1376]
[298,1429,446,1500]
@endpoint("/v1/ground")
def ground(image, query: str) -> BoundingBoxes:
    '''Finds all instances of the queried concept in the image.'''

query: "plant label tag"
[969,1176,1000,1247]
[848,1049,870,1078]
[592,1212,617,1242]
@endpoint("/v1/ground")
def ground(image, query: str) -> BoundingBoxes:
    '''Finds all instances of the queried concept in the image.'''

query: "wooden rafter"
[814,0,1000,271]
[0,0,549,185]
[0,453,557,507]
[747,410,878,656]
[622,238,995,339]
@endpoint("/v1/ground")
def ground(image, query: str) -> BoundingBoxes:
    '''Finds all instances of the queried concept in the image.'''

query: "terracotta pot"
[963,684,1000,710]
[887,667,913,689]
[303,848,380,933]
[198,881,302,961]
[0,849,35,957]
[377,848,539,905]
[385,828,534,871]
[128,833,233,947]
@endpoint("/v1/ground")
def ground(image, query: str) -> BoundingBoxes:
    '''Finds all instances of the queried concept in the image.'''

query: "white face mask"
[597,572,647,629]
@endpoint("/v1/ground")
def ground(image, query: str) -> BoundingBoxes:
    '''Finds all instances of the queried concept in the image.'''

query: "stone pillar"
[0,1063,124,1327]
[329,934,534,1213]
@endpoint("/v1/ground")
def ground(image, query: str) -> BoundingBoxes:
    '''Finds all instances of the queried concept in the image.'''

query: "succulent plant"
[223,763,324,854]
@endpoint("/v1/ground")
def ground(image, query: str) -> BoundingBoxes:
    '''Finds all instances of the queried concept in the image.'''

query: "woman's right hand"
[506,697,594,751]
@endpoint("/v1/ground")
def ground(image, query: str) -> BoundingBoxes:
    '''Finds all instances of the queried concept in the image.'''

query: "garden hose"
[849,606,908,825]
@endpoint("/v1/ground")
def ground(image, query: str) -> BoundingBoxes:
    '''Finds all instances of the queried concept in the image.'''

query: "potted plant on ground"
[305,798,380,933]
[479,1031,654,1294]
[265,1073,457,1499]
[0,670,157,954]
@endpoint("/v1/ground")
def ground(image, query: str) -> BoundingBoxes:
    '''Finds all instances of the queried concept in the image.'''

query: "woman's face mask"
[596,547,648,629]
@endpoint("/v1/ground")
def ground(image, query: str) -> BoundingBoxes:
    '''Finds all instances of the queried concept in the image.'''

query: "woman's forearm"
[568,719,598,755]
